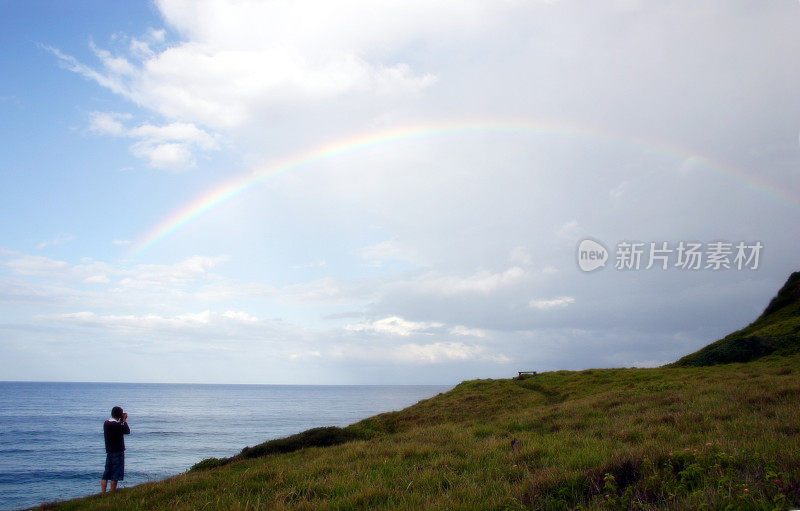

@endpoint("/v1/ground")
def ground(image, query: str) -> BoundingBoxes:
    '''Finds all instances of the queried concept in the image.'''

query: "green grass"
[189,427,366,471]
[43,354,800,510]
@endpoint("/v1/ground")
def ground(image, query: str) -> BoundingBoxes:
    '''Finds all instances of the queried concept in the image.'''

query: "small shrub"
[190,426,365,471]
[238,426,364,460]
[189,457,225,472]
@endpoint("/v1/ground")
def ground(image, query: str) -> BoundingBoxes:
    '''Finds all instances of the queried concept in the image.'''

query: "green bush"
[237,426,364,460]
[189,457,224,472]
[190,426,365,472]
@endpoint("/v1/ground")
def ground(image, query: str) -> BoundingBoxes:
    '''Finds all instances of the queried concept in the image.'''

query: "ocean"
[0,382,450,510]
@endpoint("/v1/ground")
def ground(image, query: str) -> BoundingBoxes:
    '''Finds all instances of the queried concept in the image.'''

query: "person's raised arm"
[121,412,130,434]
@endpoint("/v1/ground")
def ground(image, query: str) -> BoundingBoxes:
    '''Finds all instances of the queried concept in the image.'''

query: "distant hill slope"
[673,271,800,367]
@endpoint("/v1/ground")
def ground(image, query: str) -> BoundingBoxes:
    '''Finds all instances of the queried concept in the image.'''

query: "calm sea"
[0,382,450,510]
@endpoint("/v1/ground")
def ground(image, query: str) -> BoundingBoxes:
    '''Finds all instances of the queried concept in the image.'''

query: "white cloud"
[509,246,533,266]
[89,111,218,170]
[221,310,259,322]
[45,45,129,97]
[403,267,528,296]
[290,260,327,269]
[330,338,511,365]
[288,350,322,360]
[116,255,228,289]
[282,277,347,303]
[127,122,217,149]
[556,220,580,240]
[5,255,70,277]
[346,316,444,336]
[49,309,261,332]
[3,253,229,292]
[449,325,489,338]
[395,342,509,363]
[193,281,274,302]
[89,111,130,136]
[129,28,166,59]
[529,296,576,310]
[32,308,277,356]
[609,181,628,200]
[47,0,494,129]
[269,266,533,309]
[130,140,194,169]
[0,276,84,304]
[356,238,417,264]
[89,40,137,76]
[37,233,74,249]
[34,306,514,367]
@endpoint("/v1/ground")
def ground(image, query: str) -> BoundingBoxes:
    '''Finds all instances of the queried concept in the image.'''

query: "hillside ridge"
[47,355,800,510]
[673,271,800,366]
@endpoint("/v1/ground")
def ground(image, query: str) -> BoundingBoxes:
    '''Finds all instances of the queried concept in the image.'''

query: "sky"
[1,0,799,384]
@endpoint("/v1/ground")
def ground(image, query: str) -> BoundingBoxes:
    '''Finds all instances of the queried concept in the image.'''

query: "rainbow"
[129,119,800,256]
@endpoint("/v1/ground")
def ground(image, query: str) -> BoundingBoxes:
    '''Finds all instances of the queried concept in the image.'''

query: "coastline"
[0,384,449,511]
[39,357,800,509]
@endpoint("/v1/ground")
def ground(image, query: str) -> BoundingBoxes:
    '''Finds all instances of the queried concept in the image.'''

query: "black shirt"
[103,419,131,453]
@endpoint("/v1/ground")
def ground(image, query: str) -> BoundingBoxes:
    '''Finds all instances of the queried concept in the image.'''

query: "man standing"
[101,406,130,493]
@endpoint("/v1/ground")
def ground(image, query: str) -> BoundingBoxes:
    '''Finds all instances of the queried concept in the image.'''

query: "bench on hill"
[517,371,537,377]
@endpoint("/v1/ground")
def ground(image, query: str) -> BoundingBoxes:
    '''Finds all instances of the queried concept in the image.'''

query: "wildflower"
[605,494,610,499]
[693,449,698,453]
[512,465,518,468]
[705,442,712,446]
[744,489,749,493]
[684,448,690,451]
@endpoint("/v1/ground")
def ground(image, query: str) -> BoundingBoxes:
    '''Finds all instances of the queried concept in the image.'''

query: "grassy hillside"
[674,272,800,367]
[45,355,800,510]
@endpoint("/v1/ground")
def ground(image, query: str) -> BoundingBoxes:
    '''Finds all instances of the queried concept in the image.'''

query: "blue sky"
[1,1,799,384]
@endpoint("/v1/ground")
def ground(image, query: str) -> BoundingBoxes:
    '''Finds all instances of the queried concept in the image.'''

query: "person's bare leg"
[110,481,118,492]
[101,480,107,493]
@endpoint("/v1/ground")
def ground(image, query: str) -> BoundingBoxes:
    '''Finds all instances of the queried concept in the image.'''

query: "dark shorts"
[102,452,125,481]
